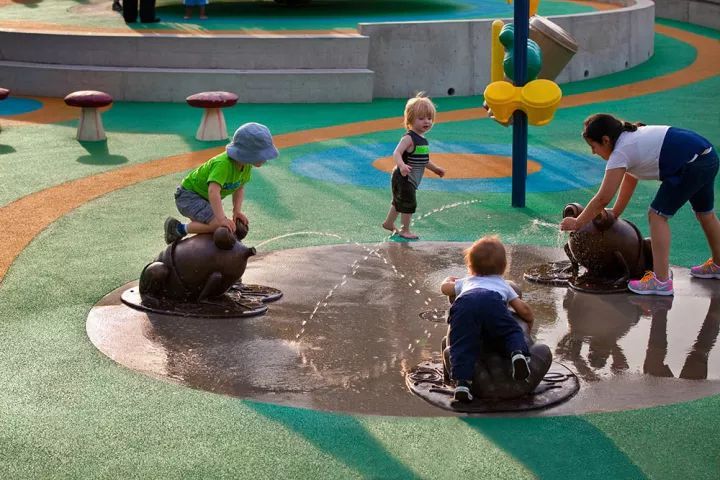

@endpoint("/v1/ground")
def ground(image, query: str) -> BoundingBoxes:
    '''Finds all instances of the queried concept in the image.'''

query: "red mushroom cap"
[0,88,9,100]
[64,90,113,108]
[186,91,239,109]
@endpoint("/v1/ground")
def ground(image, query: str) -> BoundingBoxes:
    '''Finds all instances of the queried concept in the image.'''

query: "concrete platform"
[87,242,720,417]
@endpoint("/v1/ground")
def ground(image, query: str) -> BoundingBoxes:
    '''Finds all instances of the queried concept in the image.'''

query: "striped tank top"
[401,130,430,188]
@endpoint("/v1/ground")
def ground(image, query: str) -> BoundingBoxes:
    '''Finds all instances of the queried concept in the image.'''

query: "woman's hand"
[560,216,579,231]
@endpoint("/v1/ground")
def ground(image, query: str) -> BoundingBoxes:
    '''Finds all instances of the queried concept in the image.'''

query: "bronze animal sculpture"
[563,203,653,290]
[139,221,255,302]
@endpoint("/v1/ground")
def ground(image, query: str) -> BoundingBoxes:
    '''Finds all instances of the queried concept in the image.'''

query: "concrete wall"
[358,0,655,99]
[0,33,374,103]
[654,0,720,30]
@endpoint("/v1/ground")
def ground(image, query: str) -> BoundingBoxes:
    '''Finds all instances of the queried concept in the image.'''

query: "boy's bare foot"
[398,230,419,240]
[382,222,397,233]
[200,15,208,19]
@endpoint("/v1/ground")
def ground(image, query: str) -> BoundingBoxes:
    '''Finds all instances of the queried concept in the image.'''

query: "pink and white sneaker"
[690,258,720,279]
[628,271,674,296]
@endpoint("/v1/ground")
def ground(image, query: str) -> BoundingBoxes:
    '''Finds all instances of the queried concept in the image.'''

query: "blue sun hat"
[226,122,279,165]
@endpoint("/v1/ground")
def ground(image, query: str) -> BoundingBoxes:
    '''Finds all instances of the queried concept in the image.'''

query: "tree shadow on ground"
[247,401,421,479]
[461,416,646,479]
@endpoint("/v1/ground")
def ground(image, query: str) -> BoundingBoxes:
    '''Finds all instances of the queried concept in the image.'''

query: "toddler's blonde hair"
[464,235,507,276]
[404,92,436,129]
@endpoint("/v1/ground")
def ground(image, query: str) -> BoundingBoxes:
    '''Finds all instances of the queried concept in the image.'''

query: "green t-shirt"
[181,152,253,199]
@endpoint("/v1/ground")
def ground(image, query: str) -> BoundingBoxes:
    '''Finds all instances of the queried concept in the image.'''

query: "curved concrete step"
[0,30,369,70]
[0,60,374,102]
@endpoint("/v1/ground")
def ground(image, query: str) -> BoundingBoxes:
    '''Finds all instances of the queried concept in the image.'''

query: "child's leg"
[187,219,224,235]
[173,186,226,238]
[489,309,529,358]
[382,205,399,232]
[648,211,671,281]
[398,213,418,239]
[390,169,419,238]
[199,5,207,18]
[446,293,484,383]
[184,6,191,18]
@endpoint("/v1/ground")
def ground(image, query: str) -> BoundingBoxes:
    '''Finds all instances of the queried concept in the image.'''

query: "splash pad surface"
[88,242,720,416]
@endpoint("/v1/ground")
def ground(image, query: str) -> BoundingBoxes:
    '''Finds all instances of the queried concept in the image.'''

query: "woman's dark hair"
[582,113,645,148]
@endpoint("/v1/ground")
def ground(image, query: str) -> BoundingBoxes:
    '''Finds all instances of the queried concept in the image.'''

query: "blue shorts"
[651,147,718,218]
[174,186,215,223]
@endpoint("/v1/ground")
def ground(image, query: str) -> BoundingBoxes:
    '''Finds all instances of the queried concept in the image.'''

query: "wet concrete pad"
[87,242,720,416]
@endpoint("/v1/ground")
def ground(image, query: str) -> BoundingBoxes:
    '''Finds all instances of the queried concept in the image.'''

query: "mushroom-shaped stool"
[0,88,9,133]
[186,91,238,141]
[63,90,113,142]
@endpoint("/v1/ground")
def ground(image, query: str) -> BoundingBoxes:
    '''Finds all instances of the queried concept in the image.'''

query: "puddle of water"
[88,243,720,416]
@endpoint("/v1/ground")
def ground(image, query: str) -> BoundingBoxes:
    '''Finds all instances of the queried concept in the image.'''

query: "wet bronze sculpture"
[525,203,653,293]
[139,223,255,302]
[120,220,273,318]
[564,203,653,288]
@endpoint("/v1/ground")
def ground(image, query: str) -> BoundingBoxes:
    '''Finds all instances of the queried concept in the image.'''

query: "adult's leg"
[689,152,720,261]
[648,211,671,281]
[122,0,138,22]
[696,211,720,261]
[139,0,157,22]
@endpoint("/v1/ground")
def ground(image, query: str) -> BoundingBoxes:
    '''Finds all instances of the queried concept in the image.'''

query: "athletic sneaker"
[690,258,720,279]
[164,217,185,244]
[628,271,674,296]
[511,351,530,381]
[453,380,473,403]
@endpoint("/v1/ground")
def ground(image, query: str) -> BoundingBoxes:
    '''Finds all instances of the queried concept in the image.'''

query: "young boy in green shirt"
[164,122,278,243]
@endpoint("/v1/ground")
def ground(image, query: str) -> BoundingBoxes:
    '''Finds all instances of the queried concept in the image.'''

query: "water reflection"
[639,295,720,380]
[555,289,638,381]
[550,287,720,381]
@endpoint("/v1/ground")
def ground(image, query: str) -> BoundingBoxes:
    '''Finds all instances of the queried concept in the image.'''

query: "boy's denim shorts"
[174,186,214,224]
[651,149,718,218]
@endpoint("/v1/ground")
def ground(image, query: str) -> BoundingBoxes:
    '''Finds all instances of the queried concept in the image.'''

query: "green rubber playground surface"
[0,15,719,480]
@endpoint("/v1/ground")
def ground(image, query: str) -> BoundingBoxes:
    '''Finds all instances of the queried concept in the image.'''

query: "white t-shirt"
[454,275,518,303]
[605,126,670,180]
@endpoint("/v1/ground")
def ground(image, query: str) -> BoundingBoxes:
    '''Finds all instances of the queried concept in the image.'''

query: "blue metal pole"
[512,0,529,208]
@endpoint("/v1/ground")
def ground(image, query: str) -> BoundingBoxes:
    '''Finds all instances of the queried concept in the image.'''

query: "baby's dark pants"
[447,288,529,381]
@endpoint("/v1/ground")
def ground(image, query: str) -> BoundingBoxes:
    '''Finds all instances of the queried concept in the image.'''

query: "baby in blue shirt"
[441,235,534,402]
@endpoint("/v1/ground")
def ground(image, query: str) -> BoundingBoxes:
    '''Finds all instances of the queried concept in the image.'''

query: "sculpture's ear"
[213,227,236,250]
[235,219,249,241]
[563,203,583,219]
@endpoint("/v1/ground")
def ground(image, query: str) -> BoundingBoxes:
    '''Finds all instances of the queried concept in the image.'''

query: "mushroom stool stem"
[197,107,228,141]
[78,106,106,141]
